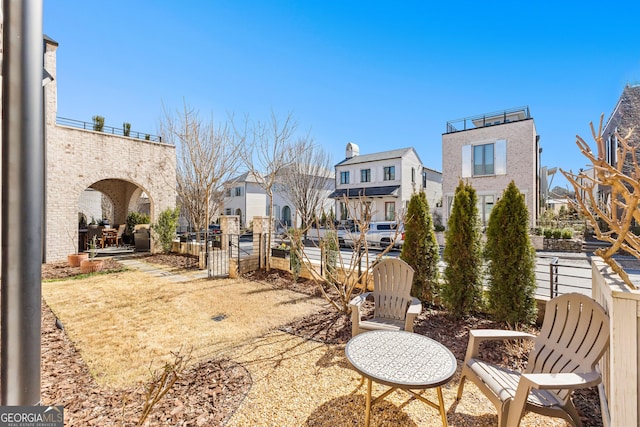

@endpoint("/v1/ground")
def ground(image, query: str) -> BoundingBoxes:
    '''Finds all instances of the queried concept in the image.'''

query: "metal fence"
[56,116,164,143]
[535,256,592,299]
[206,234,240,278]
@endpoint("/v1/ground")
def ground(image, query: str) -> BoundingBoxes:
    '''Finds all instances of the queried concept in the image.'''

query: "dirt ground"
[40,254,603,426]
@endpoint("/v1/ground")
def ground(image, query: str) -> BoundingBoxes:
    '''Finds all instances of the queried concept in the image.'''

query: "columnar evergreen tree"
[442,180,483,319]
[485,181,537,325]
[400,191,440,303]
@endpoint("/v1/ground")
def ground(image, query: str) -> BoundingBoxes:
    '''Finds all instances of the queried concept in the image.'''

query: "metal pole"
[1,0,45,405]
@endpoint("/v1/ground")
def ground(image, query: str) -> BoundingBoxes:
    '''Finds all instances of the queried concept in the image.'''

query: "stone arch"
[89,179,154,226]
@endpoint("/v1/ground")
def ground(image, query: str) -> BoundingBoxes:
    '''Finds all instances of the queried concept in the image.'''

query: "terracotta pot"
[80,259,104,274]
[68,252,89,267]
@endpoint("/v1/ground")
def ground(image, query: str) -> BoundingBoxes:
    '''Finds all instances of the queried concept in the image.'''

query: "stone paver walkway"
[116,257,209,283]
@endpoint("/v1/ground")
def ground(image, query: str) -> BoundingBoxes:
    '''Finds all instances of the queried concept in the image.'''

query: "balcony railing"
[445,106,531,134]
[56,117,164,143]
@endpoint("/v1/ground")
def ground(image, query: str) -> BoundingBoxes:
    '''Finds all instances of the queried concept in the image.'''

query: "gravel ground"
[40,254,603,426]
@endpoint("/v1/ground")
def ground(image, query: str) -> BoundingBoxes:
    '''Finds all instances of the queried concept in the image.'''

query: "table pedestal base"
[364,378,448,427]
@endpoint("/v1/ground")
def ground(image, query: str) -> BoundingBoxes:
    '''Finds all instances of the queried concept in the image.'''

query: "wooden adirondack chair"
[456,293,610,427]
[349,258,422,337]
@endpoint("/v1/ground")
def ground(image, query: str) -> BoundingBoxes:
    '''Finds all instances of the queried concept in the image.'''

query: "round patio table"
[345,330,457,427]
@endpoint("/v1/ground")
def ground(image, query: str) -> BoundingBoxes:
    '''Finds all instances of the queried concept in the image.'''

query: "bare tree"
[561,114,638,288]
[297,195,402,313]
[240,111,306,271]
[279,142,333,238]
[161,102,244,241]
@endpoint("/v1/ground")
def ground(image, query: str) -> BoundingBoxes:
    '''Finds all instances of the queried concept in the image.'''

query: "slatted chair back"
[371,259,415,322]
[527,293,610,402]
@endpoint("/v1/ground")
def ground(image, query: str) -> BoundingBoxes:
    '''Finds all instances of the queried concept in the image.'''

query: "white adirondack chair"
[456,293,610,427]
[349,258,422,337]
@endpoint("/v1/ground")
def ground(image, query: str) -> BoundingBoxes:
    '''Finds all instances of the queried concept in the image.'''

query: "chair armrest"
[349,292,371,336]
[506,371,601,426]
[521,371,602,390]
[464,329,536,363]
[404,297,422,333]
[349,292,371,308]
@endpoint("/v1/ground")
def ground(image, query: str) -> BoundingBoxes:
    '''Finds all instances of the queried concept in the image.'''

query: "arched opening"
[282,205,292,228]
[75,179,153,253]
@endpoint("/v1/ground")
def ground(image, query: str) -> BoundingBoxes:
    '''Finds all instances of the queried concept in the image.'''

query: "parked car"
[337,221,403,249]
[336,222,360,248]
[366,221,403,249]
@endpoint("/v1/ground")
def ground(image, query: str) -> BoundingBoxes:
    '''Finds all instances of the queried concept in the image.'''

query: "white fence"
[591,258,640,427]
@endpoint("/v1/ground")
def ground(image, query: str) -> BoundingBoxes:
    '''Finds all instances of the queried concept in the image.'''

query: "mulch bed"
[40,254,603,426]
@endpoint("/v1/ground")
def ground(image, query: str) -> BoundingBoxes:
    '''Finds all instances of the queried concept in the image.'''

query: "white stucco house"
[222,168,335,231]
[222,172,267,229]
[329,143,442,223]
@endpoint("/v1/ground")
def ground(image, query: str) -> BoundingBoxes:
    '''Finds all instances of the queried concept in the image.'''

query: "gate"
[207,233,239,278]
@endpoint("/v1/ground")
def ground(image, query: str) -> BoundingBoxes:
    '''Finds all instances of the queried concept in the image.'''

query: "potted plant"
[80,236,104,273]
[92,115,105,132]
[66,226,88,267]
[271,242,290,259]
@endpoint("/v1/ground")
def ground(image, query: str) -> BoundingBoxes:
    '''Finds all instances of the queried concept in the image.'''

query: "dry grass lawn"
[42,270,327,389]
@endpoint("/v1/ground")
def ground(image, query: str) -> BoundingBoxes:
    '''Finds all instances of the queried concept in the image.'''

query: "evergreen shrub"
[400,191,439,303]
[441,180,483,318]
[485,181,537,325]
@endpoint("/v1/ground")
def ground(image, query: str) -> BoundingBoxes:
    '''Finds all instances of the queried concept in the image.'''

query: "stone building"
[41,36,176,261]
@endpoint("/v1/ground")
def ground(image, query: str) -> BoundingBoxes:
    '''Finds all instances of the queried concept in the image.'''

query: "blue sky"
[44,1,640,189]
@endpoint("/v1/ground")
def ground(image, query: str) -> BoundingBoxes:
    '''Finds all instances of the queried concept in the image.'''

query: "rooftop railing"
[445,106,531,134]
[56,117,164,143]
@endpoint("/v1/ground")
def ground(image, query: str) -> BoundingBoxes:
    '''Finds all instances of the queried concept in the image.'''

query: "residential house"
[223,172,267,229]
[223,168,335,231]
[601,83,640,206]
[329,143,442,223]
[441,106,541,228]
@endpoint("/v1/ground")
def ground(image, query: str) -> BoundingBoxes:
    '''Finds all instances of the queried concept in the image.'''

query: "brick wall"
[42,38,176,262]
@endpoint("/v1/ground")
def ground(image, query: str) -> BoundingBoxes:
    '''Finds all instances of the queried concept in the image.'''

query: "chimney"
[345,142,359,159]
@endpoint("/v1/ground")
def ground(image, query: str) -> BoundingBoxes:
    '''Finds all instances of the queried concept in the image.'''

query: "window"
[474,143,494,175]
[340,171,350,184]
[383,166,395,181]
[234,186,243,197]
[360,169,371,183]
[462,140,506,178]
[411,167,415,183]
[225,208,232,215]
[385,202,395,221]
[422,171,427,188]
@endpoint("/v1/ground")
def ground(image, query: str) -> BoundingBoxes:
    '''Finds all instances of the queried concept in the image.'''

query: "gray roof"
[336,147,422,167]
[225,171,260,185]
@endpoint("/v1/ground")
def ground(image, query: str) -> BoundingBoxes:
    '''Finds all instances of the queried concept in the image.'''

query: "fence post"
[549,257,559,298]
[207,241,213,278]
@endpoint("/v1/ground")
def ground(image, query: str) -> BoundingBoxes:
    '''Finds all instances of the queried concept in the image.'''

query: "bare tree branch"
[160,102,244,240]
[279,141,333,237]
[239,111,303,271]
[561,114,639,289]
